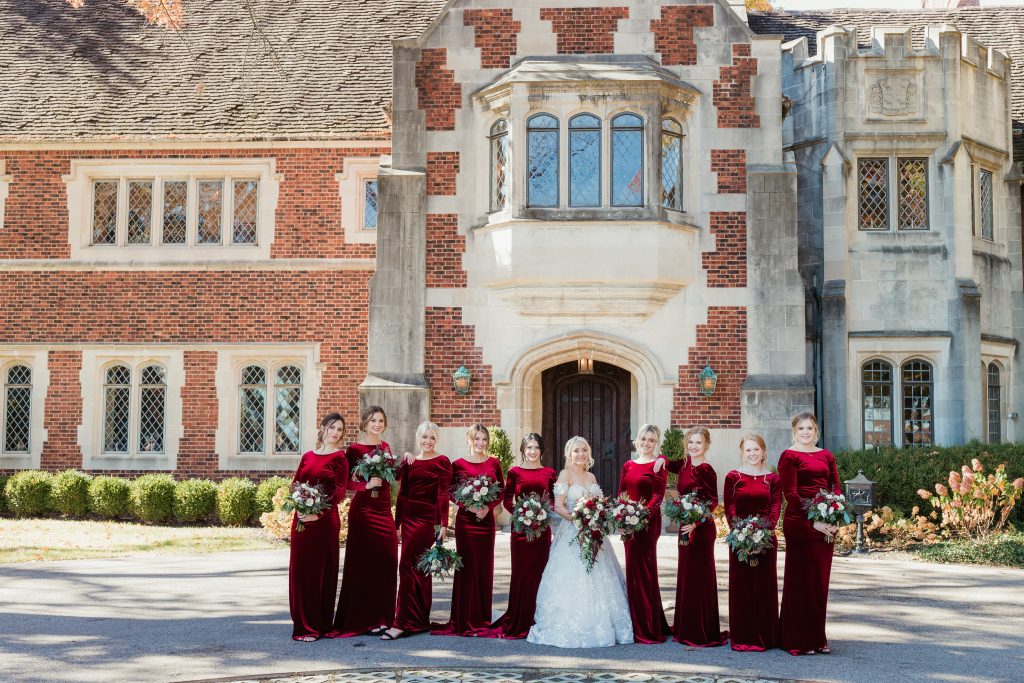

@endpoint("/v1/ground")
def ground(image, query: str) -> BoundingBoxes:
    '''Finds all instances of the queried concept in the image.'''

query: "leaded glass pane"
[240,365,266,454]
[274,387,301,455]
[241,365,265,386]
[569,114,600,207]
[103,364,131,453]
[490,124,510,212]
[3,365,31,453]
[858,159,888,230]
[162,180,188,244]
[232,180,259,244]
[527,114,559,207]
[138,387,165,454]
[197,180,223,244]
[861,360,893,448]
[7,365,31,385]
[902,360,933,446]
[92,180,118,245]
[611,114,643,207]
[276,365,301,385]
[980,168,994,240]
[106,364,131,385]
[661,120,683,211]
[127,180,153,244]
[987,362,1001,443]
[363,180,378,229]
[897,158,928,230]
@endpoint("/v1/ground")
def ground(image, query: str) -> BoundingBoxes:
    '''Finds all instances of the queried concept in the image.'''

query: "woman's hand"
[653,458,666,473]
[367,476,383,489]
[679,523,696,536]
[813,521,837,541]
[403,451,415,465]
[470,506,487,520]
[298,513,321,523]
[435,527,447,541]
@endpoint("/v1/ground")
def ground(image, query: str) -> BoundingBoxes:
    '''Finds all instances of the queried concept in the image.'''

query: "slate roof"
[0,0,447,142]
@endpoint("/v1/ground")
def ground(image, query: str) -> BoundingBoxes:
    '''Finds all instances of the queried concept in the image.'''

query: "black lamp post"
[844,470,877,554]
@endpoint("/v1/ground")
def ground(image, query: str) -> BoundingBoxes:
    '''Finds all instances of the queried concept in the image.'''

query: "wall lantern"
[698,364,718,397]
[578,353,594,375]
[452,365,472,396]
[844,470,877,554]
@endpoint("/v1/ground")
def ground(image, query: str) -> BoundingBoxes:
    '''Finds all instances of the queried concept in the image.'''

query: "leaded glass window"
[103,364,132,453]
[897,158,928,230]
[92,180,119,245]
[127,180,153,244]
[858,159,888,231]
[162,180,188,245]
[527,114,559,207]
[3,365,31,453]
[239,365,266,454]
[611,113,643,207]
[569,114,601,207]
[138,365,165,453]
[862,360,893,448]
[197,180,223,244]
[363,180,378,229]
[987,362,1001,443]
[902,360,933,446]
[274,365,301,455]
[661,118,683,211]
[980,168,993,240]
[489,120,510,212]
[232,180,259,244]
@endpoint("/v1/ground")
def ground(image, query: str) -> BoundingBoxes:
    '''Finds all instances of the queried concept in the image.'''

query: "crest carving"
[866,76,921,117]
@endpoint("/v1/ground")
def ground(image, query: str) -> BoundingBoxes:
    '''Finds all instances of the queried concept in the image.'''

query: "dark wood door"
[541,360,632,495]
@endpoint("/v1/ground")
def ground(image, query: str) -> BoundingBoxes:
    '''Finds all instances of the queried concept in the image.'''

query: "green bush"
[0,474,9,513]
[4,470,54,517]
[131,474,177,523]
[88,476,132,518]
[915,533,1024,568]
[173,479,218,523]
[217,477,257,526]
[50,470,93,517]
[255,476,290,515]
[488,426,514,473]
[661,427,685,461]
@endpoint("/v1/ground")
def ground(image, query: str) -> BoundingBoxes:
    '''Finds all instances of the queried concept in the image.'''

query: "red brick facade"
[463,8,521,69]
[40,350,83,472]
[416,48,462,131]
[715,44,760,129]
[426,152,460,196]
[650,4,714,66]
[671,306,747,429]
[711,149,747,194]
[540,7,630,54]
[704,211,747,288]
[425,214,467,288]
[425,307,500,428]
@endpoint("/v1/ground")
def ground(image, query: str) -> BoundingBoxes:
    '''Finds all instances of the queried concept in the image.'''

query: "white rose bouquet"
[803,489,854,541]
[662,492,713,546]
[610,493,650,540]
[510,492,553,542]
[416,525,463,580]
[280,481,331,532]
[351,446,399,498]
[452,474,500,511]
[570,494,614,572]
[724,515,775,566]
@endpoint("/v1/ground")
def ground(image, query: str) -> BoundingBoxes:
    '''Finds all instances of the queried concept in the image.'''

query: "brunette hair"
[790,412,820,443]
[466,423,490,447]
[738,433,768,466]
[359,405,387,433]
[563,436,594,471]
[520,432,545,457]
[316,412,346,450]
[633,423,662,455]
[684,426,712,456]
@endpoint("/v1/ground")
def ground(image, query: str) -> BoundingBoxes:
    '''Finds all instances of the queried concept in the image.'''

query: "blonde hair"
[563,436,594,471]
[633,424,662,455]
[790,412,820,444]
[738,433,768,467]
[415,421,440,446]
[684,426,711,456]
[466,423,490,450]
[359,405,387,433]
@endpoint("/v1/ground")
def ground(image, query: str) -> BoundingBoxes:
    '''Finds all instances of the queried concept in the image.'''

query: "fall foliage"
[746,0,774,11]
[66,0,185,29]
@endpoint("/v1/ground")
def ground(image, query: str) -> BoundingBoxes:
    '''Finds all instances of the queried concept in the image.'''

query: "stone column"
[821,279,848,450]
[945,278,982,444]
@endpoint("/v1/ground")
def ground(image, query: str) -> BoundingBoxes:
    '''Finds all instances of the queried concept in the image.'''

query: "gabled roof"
[0,0,446,142]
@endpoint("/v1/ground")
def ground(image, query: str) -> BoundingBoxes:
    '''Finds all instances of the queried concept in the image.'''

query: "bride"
[527,436,633,648]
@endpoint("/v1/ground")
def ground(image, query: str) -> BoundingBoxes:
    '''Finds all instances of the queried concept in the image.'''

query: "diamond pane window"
[980,168,994,240]
[569,114,601,207]
[138,364,165,453]
[239,365,266,454]
[274,365,301,455]
[103,364,131,453]
[197,180,223,244]
[897,158,928,230]
[3,365,31,453]
[987,362,1001,443]
[489,120,510,212]
[127,180,153,244]
[858,159,888,230]
[363,180,378,229]
[232,180,259,244]
[92,180,119,245]
[861,360,893,448]
[661,118,683,211]
[902,360,934,446]
[162,180,188,244]
[527,114,559,207]
[611,113,643,207]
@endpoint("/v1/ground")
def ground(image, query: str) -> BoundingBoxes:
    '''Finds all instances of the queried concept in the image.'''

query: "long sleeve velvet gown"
[288,449,349,640]
[481,465,557,639]
[329,441,399,637]
[778,448,841,654]
[617,459,670,644]
[668,456,727,647]
[392,454,452,633]
[724,470,782,651]
[432,456,505,636]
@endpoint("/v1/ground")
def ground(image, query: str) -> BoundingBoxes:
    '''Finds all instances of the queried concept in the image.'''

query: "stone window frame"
[337,157,381,244]
[100,362,167,456]
[972,164,996,241]
[236,362,303,458]
[661,118,685,212]
[0,350,47,470]
[984,360,1003,443]
[980,342,1013,444]
[860,358,894,449]
[856,155,930,232]
[489,119,511,212]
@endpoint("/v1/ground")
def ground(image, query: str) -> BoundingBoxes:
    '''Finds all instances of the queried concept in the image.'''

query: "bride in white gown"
[527,436,633,648]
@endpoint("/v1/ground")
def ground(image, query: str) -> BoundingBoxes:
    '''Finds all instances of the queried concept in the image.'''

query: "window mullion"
[187,178,198,246]
[117,178,128,246]
[224,175,234,246]
[153,178,163,246]
[266,364,275,457]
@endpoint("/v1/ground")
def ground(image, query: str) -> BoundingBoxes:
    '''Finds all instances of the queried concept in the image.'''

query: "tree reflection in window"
[490,120,510,212]
[902,360,933,446]
[611,113,643,206]
[527,114,559,207]
[569,114,601,207]
[661,118,683,211]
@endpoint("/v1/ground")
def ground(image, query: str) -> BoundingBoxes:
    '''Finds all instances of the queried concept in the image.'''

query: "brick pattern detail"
[711,149,746,194]
[715,44,760,129]
[425,307,499,427]
[40,351,84,471]
[416,48,461,131]
[540,7,629,54]
[704,211,747,288]
[464,8,521,69]
[671,307,747,429]
[426,152,460,196]
[177,351,218,478]
[426,214,467,288]
[650,5,714,66]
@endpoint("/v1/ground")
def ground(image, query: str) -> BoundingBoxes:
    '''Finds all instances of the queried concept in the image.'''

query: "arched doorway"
[541,360,632,494]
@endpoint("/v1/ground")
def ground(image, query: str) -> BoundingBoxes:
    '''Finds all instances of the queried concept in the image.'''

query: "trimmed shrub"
[89,476,132,518]
[487,426,514,473]
[131,474,177,523]
[173,479,218,523]
[50,470,93,517]
[256,476,290,515]
[218,477,257,526]
[915,532,1024,568]
[4,470,54,517]
[661,427,685,461]
[0,474,9,513]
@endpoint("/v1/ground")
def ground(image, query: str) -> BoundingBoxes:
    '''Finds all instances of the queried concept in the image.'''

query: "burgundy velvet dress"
[481,465,557,639]
[288,449,349,640]
[329,441,399,637]
[617,459,670,644]
[432,456,505,636]
[724,470,782,651]
[392,454,452,633]
[668,456,727,647]
[778,448,841,655]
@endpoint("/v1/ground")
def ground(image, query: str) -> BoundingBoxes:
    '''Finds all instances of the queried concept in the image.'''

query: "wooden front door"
[541,360,632,495]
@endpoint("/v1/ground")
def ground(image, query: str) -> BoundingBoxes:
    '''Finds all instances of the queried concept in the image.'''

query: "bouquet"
[804,489,855,541]
[662,492,713,546]
[570,494,614,573]
[351,446,399,497]
[610,494,650,540]
[724,515,775,566]
[510,492,553,541]
[280,482,331,532]
[452,474,501,511]
[416,525,463,580]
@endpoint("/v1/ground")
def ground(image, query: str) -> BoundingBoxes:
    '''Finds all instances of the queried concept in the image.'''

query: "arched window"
[987,362,1001,443]
[862,360,893,448]
[489,120,510,211]
[569,113,601,207]
[3,365,31,453]
[661,118,683,211]
[901,360,933,446]
[103,364,132,453]
[527,114,559,207]
[138,365,166,453]
[239,365,267,454]
[611,113,643,206]
[274,365,302,455]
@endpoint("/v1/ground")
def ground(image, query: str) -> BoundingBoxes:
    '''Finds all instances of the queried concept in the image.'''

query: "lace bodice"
[554,482,603,509]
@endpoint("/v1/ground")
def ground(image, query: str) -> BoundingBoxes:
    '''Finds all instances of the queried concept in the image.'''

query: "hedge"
[88,476,133,518]
[131,474,177,523]
[5,470,54,517]
[50,470,93,517]
[217,477,257,526]
[173,479,218,523]
[0,474,9,513]
[255,476,290,515]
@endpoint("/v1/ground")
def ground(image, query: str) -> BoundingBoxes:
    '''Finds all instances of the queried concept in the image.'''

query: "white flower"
[682,501,692,510]
[753,530,764,541]
[292,492,302,500]
[472,492,482,501]
[431,560,441,571]
[473,479,482,486]
[817,502,828,513]
[537,511,547,520]
[627,515,639,526]
[524,520,532,526]
[480,487,489,495]
[371,454,382,464]
[461,486,472,496]
[525,510,535,519]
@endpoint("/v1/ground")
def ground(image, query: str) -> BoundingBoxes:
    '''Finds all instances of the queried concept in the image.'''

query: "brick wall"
[177,350,218,479]
[671,306,747,429]
[715,44,760,129]
[650,4,714,66]
[704,211,747,288]
[40,350,83,471]
[425,214,467,288]
[426,152,460,196]
[464,8,521,69]
[416,48,462,131]
[540,7,630,54]
[711,149,747,194]
[424,307,499,428]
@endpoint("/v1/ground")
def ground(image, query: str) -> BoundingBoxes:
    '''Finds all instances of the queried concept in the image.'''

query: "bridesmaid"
[618,424,670,644]
[381,421,452,640]
[329,405,398,637]
[482,433,557,639]
[666,426,727,647]
[778,412,841,655]
[432,424,505,637]
[724,433,782,652]
[288,412,349,641]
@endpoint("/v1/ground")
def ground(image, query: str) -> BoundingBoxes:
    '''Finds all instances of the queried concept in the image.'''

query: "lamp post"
[844,470,877,554]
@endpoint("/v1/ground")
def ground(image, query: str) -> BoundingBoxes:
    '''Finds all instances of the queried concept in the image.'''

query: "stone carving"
[866,75,921,117]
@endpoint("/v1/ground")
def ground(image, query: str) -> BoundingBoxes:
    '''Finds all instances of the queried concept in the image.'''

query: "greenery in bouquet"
[725,515,775,566]
[416,525,463,579]
[662,492,712,546]
[281,481,331,531]
[452,474,501,510]
[510,492,553,541]
[352,446,400,498]
[570,494,614,572]
[610,494,649,540]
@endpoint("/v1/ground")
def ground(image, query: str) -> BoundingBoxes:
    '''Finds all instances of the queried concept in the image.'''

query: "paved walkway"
[0,535,1021,683]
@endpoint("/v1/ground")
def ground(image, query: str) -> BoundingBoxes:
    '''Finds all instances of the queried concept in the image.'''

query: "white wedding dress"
[526,482,634,648]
